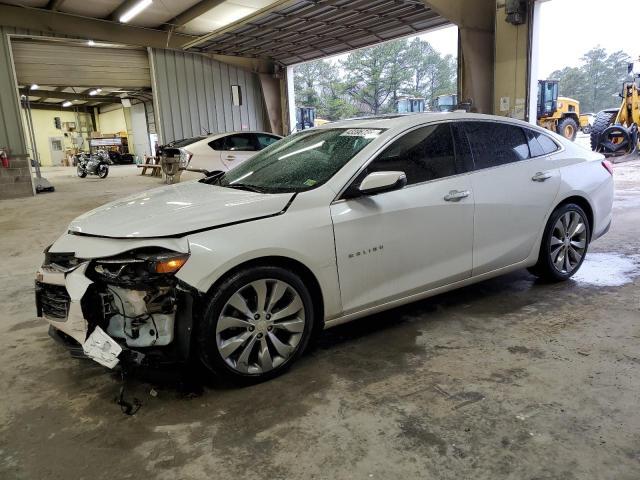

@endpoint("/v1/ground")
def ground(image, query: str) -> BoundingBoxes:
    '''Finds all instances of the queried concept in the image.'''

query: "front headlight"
[142,252,190,274]
[91,250,190,286]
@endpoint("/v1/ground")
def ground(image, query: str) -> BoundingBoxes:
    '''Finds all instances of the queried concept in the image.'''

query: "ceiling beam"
[22,102,98,112]
[165,0,227,29]
[0,4,196,50]
[182,0,293,49]
[19,88,122,103]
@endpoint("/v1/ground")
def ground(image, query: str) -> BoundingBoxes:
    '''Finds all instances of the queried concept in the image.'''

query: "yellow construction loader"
[590,63,640,156]
[537,80,588,141]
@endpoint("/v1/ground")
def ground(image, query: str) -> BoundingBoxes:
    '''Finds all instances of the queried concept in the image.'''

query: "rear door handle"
[532,171,552,182]
[444,190,470,202]
[225,155,236,161]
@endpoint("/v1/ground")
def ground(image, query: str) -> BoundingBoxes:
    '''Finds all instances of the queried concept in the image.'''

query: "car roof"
[314,112,542,133]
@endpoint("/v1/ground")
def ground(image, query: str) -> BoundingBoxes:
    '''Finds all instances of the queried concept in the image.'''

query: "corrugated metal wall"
[150,49,266,143]
[0,27,27,158]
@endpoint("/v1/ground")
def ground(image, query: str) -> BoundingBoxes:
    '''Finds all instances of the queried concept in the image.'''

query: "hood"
[68,181,294,238]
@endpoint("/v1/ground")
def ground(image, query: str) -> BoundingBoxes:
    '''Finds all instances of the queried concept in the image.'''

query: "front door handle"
[444,190,470,202]
[225,155,236,161]
[532,171,552,182]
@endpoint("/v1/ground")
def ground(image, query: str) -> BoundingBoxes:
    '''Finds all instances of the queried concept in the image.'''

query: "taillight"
[179,150,193,168]
[602,160,614,175]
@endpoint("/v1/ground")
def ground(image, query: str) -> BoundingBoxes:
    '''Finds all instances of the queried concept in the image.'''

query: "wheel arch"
[555,195,594,239]
[204,255,326,331]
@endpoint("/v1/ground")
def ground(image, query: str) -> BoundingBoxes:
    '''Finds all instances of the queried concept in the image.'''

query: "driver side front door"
[330,123,475,314]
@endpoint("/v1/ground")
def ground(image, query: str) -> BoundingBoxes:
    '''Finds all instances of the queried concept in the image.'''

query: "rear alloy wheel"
[199,266,314,382]
[529,204,590,282]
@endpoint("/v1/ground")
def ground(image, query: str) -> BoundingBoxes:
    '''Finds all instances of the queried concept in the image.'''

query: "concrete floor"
[1,161,640,480]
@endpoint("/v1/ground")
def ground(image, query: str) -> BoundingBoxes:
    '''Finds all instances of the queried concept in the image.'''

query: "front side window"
[364,123,457,186]
[214,128,384,193]
[463,122,530,169]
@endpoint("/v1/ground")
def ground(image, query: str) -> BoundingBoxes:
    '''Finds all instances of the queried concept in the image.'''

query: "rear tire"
[590,109,618,151]
[197,266,315,384]
[528,203,590,282]
[556,117,578,141]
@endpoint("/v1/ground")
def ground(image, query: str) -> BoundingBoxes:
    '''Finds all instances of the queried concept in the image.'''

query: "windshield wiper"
[224,183,267,193]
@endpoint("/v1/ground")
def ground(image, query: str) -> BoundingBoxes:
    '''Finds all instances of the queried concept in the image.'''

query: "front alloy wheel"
[216,279,305,374]
[199,266,314,382]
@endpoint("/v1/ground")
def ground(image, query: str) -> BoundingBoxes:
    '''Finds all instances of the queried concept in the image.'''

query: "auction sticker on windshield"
[340,129,383,138]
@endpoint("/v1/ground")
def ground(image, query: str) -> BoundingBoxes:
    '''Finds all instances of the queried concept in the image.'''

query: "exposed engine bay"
[37,248,195,369]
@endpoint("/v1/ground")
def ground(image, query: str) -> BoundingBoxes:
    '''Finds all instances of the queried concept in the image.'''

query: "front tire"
[528,203,590,282]
[98,164,109,178]
[77,166,87,178]
[557,117,578,141]
[198,266,315,383]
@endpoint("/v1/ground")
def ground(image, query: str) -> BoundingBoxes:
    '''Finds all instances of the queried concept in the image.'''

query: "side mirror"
[358,171,407,196]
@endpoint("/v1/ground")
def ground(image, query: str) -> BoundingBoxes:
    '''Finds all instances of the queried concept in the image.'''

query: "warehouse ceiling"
[0,0,449,66]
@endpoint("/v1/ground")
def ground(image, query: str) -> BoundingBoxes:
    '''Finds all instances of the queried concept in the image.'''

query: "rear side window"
[226,133,257,151]
[256,134,280,149]
[367,123,457,185]
[208,137,225,151]
[210,134,258,152]
[463,121,530,169]
[525,129,559,156]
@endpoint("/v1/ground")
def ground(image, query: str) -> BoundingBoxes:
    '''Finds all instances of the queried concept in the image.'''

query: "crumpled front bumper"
[36,262,198,368]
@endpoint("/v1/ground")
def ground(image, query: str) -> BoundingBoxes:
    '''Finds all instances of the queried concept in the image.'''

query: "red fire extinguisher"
[0,149,9,168]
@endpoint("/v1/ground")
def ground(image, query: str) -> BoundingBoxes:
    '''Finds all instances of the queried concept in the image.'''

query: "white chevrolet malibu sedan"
[37,113,614,382]
[162,131,282,174]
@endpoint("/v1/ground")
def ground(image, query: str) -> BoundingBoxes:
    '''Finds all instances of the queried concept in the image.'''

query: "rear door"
[460,121,562,275]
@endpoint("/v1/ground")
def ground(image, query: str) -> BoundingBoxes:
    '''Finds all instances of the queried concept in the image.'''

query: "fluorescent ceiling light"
[119,0,153,23]
[30,84,39,90]
[62,101,72,107]
[89,89,102,96]
[87,40,95,46]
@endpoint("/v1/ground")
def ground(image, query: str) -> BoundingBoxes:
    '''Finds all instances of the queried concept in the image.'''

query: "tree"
[549,46,631,113]
[291,37,458,120]
[341,40,412,115]
[293,61,325,108]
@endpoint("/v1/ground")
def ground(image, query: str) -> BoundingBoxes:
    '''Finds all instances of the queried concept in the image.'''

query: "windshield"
[215,128,384,193]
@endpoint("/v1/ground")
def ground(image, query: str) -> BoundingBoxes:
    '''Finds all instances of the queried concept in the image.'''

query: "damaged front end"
[36,246,199,369]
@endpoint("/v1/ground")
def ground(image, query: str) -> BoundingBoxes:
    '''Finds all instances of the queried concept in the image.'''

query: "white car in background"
[162,131,282,174]
[37,113,613,383]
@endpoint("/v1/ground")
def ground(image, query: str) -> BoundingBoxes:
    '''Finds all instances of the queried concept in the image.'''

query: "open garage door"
[11,38,151,88]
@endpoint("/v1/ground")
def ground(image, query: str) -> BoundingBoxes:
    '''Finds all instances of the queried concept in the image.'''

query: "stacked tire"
[589,109,618,151]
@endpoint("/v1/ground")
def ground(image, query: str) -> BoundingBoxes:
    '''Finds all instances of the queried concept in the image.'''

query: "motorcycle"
[77,150,110,179]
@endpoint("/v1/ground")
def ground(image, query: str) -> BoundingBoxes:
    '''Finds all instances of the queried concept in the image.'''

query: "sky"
[538,0,639,77]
